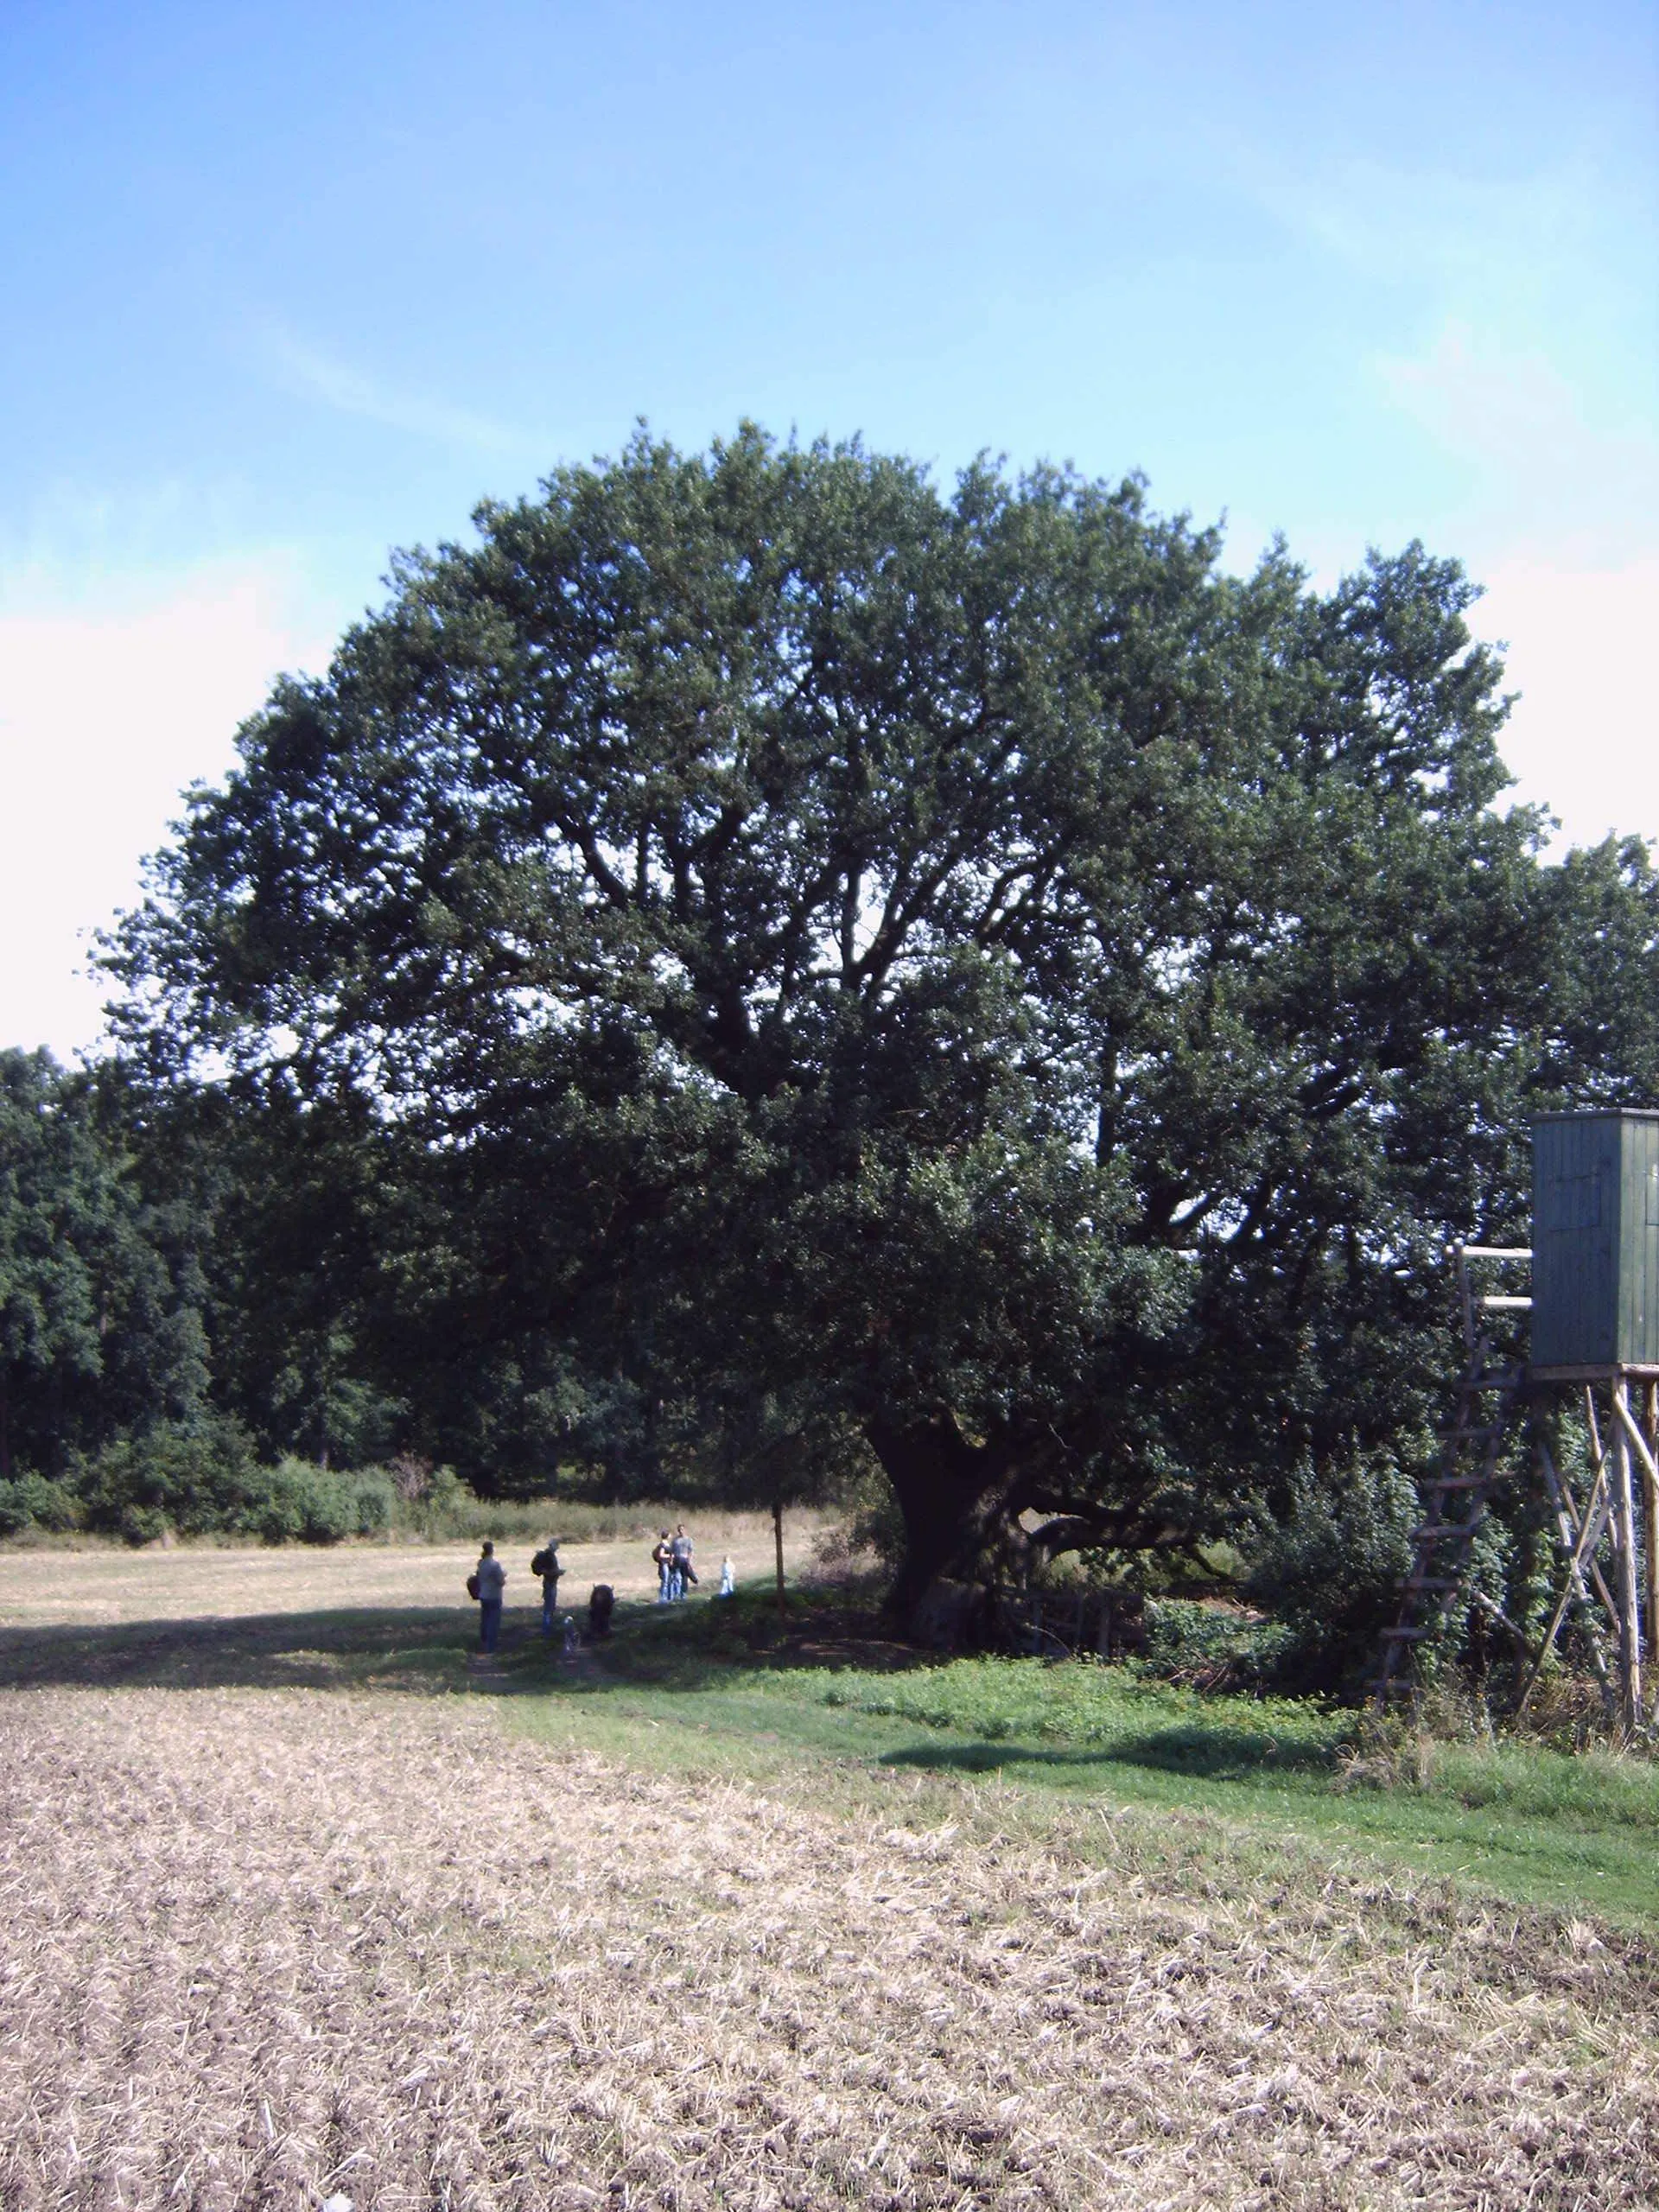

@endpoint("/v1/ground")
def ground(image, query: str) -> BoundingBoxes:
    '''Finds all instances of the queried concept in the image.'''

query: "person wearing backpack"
[531,1539,562,1637]
[473,1540,505,1653]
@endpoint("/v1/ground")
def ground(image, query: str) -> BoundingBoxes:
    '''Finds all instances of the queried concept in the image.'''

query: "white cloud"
[1473,556,1659,848]
[1378,322,1659,566]
[262,323,523,452]
[1372,321,1658,851]
[0,555,337,1060]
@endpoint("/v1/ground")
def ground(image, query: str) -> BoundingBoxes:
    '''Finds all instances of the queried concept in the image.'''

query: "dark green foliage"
[84,427,1659,1629]
[1243,1453,1422,1688]
[245,1459,393,1544]
[0,1050,208,1479]
[99,1068,404,1471]
[1138,1599,1294,1691]
[0,1472,80,1535]
[70,1420,393,1545]
[73,1415,260,1542]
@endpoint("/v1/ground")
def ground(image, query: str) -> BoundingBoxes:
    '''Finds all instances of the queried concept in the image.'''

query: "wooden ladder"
[1371,1243,1532,1708]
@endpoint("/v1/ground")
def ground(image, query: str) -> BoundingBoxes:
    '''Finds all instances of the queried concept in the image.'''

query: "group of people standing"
[652,1525,739,1602]
[467,1524,734,1651]
[653,1524,696,1600]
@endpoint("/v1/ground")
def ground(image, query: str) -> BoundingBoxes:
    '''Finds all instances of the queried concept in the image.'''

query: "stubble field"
[2,1544,1657,2210]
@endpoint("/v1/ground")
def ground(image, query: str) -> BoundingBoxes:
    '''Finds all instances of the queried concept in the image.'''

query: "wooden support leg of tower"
[1613,1387,1659,1735]
[1547,1416,1624,1633]
[1610,1380,1643,1738]
[1523,1440,1615,1707]
[1519,1441,1615,1717]
[1541,1442,1619,1636]
[1585,1384,1605,1469]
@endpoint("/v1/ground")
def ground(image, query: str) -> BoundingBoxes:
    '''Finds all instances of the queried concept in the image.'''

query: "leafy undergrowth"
[1140,1594,1296,1688]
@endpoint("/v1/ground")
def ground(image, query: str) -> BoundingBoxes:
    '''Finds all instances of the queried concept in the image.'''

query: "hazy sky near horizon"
[3,0,1656,1058]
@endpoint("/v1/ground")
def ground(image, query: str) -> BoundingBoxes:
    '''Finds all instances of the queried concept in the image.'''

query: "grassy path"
[3,1541,1656,1932]
[502,1591,1659,1934]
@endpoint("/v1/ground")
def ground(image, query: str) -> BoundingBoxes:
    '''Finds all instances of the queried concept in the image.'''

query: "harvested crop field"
[3,1687,1657,2210]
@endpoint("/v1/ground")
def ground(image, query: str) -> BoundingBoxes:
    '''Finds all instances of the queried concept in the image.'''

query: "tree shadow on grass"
[0,1594,811,1698]
[876,1722,1335,1787]
[0,1606,577,1695]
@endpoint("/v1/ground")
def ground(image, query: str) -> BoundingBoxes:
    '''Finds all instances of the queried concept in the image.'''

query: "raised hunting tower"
[1376,1109,1659,1738]
[1532,1110,1659,1376]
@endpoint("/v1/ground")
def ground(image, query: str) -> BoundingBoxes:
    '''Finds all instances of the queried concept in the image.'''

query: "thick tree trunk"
[867,1414,1014,1630]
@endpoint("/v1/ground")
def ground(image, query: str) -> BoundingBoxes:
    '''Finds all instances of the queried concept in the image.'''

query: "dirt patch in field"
[1,1688,1655,2211]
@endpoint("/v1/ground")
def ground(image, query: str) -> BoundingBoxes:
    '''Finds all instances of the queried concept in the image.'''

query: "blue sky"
[2,0,1655,1055]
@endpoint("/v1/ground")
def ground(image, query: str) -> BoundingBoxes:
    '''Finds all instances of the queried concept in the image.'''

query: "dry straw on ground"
[3,1687,1656,2209]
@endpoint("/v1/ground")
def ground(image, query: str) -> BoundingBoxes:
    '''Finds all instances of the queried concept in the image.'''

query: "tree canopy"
[108,426,1659,1610]
[0,1050,207,1480]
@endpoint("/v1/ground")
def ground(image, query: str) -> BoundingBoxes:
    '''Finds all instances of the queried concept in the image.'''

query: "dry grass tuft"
[3,1687,1656,2209]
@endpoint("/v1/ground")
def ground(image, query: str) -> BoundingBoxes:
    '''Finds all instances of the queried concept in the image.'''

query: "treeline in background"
[1,1044,803,1546]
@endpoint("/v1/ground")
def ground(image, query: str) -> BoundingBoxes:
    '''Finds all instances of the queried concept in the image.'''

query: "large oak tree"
[110,427,1659,1611]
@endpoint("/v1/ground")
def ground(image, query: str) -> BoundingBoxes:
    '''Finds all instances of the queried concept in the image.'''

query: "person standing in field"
[531,1538,561,1637]
[670,1523,696,1599]
[652,1529,672,1604]
[474,1540,505,1653]
[719,1554,735,1598]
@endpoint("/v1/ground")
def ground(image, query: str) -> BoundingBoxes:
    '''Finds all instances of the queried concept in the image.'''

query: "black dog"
[588,1583,615,1638]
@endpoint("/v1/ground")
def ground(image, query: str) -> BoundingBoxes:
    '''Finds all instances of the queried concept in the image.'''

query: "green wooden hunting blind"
[1531,1110,1659,1374]
[1379,1112,1659,1734]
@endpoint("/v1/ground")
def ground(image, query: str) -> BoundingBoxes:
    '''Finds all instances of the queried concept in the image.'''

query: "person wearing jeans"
[533,1541,561,1637]
[476,1540,505,1653]
[669,1523,695,1601]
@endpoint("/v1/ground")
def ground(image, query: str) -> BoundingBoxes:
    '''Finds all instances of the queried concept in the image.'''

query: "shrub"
[118,1502,169,1547]
[74,1417,264,1541]
[248,1459,394,1545]
[1138,1598,1293,1690]
[0,1472,81,1536]
[1244,1451,1421,1690]
[70,1423,394,1546]
[347,1466,395,1536]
